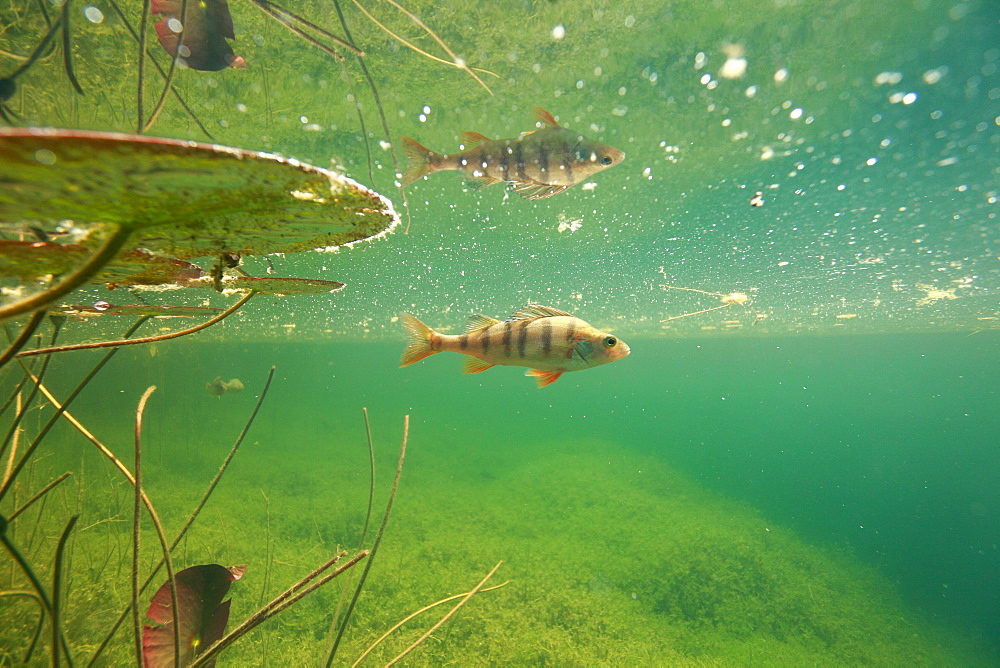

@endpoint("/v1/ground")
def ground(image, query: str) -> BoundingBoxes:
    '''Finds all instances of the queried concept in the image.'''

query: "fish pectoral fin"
[526,369,564,388]
[464,175,502,190]
[462,356,495,375]
[511,182,569,200]
[460,131,491,148]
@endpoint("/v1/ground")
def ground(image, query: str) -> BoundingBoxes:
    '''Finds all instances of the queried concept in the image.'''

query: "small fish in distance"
[205,376,244,397]
[400,107,624,200]
[399,305,630,387]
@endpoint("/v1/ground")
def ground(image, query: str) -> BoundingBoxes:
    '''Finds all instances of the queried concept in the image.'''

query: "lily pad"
[143,563,246,668]
[0,128,398,259]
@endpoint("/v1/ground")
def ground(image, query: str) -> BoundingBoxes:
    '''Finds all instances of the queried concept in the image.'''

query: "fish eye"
[600,155,614,166]
[603,336,617,347]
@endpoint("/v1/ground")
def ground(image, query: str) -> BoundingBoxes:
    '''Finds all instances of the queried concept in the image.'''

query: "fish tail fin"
[400,313,438,367]
[400,136,436,186]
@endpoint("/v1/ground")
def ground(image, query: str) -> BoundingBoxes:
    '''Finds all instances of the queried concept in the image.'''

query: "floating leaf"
[143,564,246,668]
[0,128,399,259]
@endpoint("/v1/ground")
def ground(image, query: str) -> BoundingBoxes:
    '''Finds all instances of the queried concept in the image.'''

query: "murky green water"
[2,0,998,665]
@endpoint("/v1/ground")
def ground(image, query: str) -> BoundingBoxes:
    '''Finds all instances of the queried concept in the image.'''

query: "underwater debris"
[658,271,753,324]
[915,283,958,306]
[401,107,625,200]
[556,213,583,233]
[400,305,630,388]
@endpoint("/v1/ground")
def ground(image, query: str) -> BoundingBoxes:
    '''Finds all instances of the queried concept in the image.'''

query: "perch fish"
[399,305,630,387]
[205,377,244,397]
[400,107,624,200]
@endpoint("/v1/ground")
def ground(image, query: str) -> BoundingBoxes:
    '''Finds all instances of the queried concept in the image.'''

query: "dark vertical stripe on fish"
[459,333,469,350]
[477,148,488,176]
[564,139,575,185]
[540,318,552,356]
[538,142,549,177]
[481,326,491,354]
[514,142,526,180]
[501,143,511,182]
[517,319,528,358]
[501,321,512,356]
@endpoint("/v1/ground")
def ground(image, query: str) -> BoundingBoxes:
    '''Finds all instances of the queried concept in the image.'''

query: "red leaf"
[143,564,245,668]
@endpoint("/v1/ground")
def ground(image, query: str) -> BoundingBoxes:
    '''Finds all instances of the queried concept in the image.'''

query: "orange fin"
[400,136,437,186]
[534,107,560,127]
[460,131,491,148]
[400,313,437,366]
[462,356,495,374]
[526,369,563,387]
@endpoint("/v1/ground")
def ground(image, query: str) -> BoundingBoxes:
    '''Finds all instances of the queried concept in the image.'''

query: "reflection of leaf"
[0,241,203,285]
[55,303,224,318]
[143,564,246,668]
[188,275,347,295]
[0,128,399,259]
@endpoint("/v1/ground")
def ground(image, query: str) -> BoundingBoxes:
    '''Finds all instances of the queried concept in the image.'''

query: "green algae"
[3,410,990,665]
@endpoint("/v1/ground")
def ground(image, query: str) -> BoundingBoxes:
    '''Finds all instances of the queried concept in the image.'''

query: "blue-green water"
[2,0,999,664]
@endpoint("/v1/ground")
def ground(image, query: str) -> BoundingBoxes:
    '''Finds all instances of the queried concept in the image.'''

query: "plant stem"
[51,514,79,668]
[385,561,503,666]
[190,550,369,667]
[17,291,255,358]
[132,386,156,667]
[88,365,276,666]
[327,414,409,666]
[352,581,508,666]
[0,309,47,370]
[0,316,152,505]
[8,472,72,521]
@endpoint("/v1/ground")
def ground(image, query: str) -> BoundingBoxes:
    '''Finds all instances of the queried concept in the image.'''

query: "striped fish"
[399,305,630,387]
[400,108,625,200]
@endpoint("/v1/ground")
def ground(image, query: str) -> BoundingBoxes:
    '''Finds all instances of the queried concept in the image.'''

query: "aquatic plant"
[0,336,503,665]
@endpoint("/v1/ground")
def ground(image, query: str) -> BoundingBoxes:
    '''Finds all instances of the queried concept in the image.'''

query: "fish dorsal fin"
[508,304,574,321]
[465,313,501,332]
[534,107,560,127]
[461,131,491,149]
